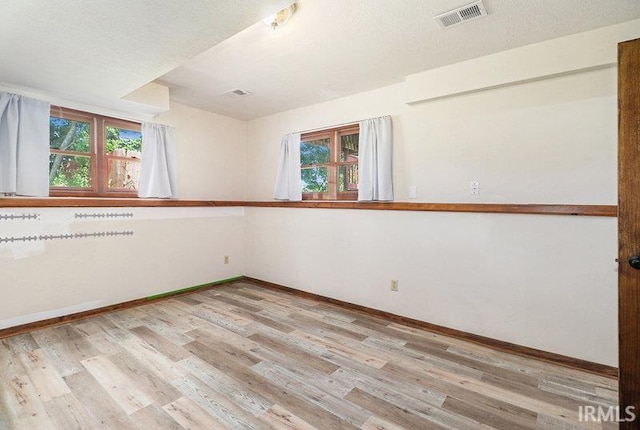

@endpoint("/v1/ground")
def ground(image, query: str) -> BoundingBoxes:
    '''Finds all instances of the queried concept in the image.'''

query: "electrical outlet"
[224,255,229,264]
[390,280,398,291]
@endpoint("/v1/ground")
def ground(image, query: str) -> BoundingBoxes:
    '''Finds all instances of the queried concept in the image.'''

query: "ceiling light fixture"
[262,3,297,29]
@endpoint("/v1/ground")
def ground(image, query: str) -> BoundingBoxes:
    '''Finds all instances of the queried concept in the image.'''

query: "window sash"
[49,108,97,195]
[49,106,141,198]
[301,125,359,200]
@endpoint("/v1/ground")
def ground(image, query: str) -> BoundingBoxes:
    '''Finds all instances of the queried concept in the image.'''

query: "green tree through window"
[301,138,329,192]
[49,117,91,188]
[48,106,142,196]
[106,126,142,154]
[300,125,359,200]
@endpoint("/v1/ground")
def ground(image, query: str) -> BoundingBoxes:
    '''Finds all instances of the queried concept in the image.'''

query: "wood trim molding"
[243,201,617,217]
[0,198,617,217]
[242,276,619,379]
[617,37,640,426]
[0,198,247,208]
[0,278,240,340]
[0,275,618,379]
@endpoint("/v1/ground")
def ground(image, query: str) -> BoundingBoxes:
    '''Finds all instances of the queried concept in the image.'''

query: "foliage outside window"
[49,106,142,197]
[300,125,359,200]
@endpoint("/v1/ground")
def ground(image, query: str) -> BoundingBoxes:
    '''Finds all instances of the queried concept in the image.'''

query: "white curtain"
[138,122,179,198]
[273,133,302,201]
[358,116,393,201]
[0,93,50,196]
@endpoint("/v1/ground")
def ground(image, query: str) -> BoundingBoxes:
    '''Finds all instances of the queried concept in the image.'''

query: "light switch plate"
[470,181,479,195]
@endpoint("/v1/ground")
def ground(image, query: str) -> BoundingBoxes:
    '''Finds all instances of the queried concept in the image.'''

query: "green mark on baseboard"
[146,276,243,300]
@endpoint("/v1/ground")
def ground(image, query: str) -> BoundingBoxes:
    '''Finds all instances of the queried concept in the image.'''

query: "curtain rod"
[291,115,390,135]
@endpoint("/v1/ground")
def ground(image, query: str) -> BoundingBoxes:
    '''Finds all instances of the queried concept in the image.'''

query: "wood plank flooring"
[0,282,619,429]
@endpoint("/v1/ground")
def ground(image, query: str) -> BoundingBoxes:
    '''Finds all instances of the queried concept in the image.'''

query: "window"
[301,124,359,200]
[49,106,142,197]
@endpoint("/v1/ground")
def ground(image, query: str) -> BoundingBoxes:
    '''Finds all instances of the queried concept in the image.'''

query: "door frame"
[618,37,640,428]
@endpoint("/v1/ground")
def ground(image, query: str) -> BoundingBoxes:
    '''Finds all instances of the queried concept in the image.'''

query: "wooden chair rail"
[0,198,617,217]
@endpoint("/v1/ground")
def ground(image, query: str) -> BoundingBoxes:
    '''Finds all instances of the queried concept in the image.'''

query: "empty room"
[1,0,640,429]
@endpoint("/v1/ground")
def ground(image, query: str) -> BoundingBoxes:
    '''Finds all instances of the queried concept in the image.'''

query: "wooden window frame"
[49,106,141,198]
[301,124,359,201]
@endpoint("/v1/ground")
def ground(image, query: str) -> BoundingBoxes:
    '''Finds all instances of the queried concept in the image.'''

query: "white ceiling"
[158,0,640,120]
[2,0,640,120]
[0,0,293,111]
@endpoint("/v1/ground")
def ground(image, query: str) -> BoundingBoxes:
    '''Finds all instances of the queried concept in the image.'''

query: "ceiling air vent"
[224,88,252,97]
[434,0,487,28]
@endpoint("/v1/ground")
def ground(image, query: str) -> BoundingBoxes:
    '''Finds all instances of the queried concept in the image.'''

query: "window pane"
[340,133,358,162]
[105,126,142,155]
[339,164,358,192]
[49,154,91,188]
[301,167,328,192]
[50,117,90,152]
[105,126,141,190]
[300,137,330,165]
[107,157,140,190]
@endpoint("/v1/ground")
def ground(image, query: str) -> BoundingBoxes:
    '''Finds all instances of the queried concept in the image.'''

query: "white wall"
[247,67,617,204]
[0,103,248,328]
[156,102,247,200]
[243,23,631,366]
[245,208,617,366]
[0,207,245,329]
[404,67,617,204]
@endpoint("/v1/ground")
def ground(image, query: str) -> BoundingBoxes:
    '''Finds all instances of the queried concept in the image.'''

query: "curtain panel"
[358,115,393,201]
[273,133,302,201]
[0,92,50,196]
[138,122,179,198]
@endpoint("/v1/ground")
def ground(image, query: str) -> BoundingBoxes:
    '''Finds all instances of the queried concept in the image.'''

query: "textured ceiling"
[0,0,293,110]
[158,0,640,120]
[2,0,640,120]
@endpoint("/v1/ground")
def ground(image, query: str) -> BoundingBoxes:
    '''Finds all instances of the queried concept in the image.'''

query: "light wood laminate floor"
[0,282,618,429]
